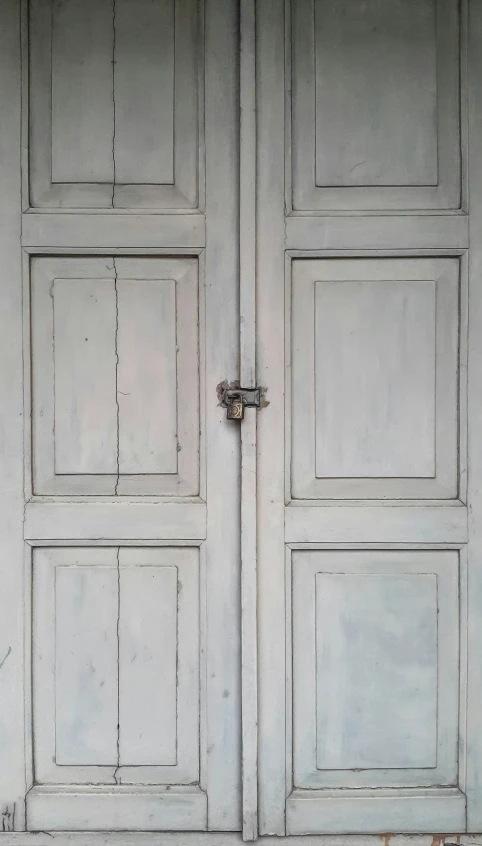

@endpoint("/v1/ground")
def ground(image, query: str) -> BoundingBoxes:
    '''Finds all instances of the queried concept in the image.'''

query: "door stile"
[0,0,25,829]
[256,0,288,835]
[466,0,482,829]
[240,0,258,839]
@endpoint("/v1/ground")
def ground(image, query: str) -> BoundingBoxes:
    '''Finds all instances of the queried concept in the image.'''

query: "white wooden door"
[256,0,482,836]
[0,0,242,833]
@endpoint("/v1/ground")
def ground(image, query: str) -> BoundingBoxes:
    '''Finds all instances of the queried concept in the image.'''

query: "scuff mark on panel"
[1,804,15,832]
[0,646,12,670]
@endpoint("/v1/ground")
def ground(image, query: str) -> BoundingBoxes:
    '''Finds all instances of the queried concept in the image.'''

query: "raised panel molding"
[30,256,200,496]
[290,0,462,211]
[32,546,200,786]
[28,0,202,209]
[291,550,460,790]
[289,257,461,500]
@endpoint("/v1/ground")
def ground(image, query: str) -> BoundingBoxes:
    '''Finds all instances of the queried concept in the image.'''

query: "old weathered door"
[256,0,482,836]
[0,0,241,832]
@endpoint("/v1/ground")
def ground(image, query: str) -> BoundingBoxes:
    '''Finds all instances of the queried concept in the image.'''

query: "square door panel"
[290,258,460,500]
[290,0,461,211]
[291,550,460,789]
[33,546,200,785]
[30,257,200,495]
[28,0,201,209]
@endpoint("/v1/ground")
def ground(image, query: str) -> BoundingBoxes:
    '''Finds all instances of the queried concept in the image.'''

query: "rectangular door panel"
[292,550,459,789]
[28,0,201,209]
[32,546,200,788]
[30,256,200,496]
[290,257,461,500]
[290,0,461,210]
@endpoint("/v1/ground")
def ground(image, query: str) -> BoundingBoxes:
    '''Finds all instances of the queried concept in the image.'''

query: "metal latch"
[217,382,266,420]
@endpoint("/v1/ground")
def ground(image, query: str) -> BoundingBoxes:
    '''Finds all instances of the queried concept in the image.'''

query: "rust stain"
[382,834,391,846]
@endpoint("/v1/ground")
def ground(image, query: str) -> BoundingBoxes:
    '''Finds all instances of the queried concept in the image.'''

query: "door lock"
[218,384,265,420]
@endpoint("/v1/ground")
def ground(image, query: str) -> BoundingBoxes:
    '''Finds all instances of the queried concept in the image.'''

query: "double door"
[1,0,482,839]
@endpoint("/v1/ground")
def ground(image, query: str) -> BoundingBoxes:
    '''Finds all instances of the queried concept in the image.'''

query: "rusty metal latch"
[217,381,267,420]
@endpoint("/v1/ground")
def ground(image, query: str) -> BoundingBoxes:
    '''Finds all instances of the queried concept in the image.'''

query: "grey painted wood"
[3,834,482,846]
[314,0,438,188]
[117,279,178,475]
[114,0,174,186]
[24,502,207,541]
[285,505,468,545]
[0,0,25,829]
[55,564,118,767]
[50,0,114,185]
[119,565,178,766]
[29,0,201,209]
[202,0,242,830]
[291,0,461,211]
[286,788,466,835]
[22,214,206,250]
[466,0,482,830]
[31,257,199,496]
[32,548,119,785]
[27,786,208,832]
[290,258,459,500]
[53,277,118,475]
[256,0,287,834]
[240,0,258,838]
[292,551,459,790]
[258,0,471,835]
[285,214,469,251]
[118,548,200,784]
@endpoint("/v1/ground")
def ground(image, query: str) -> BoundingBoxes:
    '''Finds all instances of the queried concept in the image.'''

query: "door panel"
[290,257,460,500]
[29,0,200,208]
[31,256,199,495]
[0,0,241,832]
[291,0,461,210]
[257,0,479,836]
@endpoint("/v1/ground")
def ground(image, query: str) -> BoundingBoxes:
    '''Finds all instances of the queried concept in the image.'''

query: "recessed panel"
[292,550,459,789]
[29,0,201,208]
[53,278,118,475]
[290,258,459,500]
[314,0,437,188]
[31,257,200,496]
[315,280,436,479]
[117,279,178,475]
[119,565,178,765]
[315,573,437,770]
[33,546,200,785]
[55,561,119,766]
[291,0,461,210]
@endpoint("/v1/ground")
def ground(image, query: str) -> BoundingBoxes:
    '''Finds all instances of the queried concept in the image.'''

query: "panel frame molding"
[27,254,203,498]
[25,0,205,211]
[291,549,460,789]
[287,0,464,213]
[285,251,468,504]
[284,544,468,831]
[31,545,201,787]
